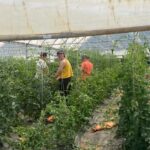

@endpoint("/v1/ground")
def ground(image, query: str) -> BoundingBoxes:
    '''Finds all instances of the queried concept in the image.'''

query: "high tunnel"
[0,0,150,41]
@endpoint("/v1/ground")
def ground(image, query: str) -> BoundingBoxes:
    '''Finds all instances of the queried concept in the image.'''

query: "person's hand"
[56,76,60,80]
[47,60,51,65]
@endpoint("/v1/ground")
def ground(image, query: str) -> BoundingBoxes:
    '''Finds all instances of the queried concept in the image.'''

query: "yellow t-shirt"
[60,59,73,79]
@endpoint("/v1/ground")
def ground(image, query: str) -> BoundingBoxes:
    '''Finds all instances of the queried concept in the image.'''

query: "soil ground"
[75,91,124,150]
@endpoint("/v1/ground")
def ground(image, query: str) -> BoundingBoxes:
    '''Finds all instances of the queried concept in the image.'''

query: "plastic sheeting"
[0,0,150,40]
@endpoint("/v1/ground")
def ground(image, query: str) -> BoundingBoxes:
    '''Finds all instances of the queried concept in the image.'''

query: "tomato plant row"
[118,43,150,150]
[0,51,120,149]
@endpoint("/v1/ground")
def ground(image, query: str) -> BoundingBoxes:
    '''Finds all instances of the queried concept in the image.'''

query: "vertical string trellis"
[40,40,46,108]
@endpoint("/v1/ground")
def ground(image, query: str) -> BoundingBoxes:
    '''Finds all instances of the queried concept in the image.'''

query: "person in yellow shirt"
[55,50,73,96]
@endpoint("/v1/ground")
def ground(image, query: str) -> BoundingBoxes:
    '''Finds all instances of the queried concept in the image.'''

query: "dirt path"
[75,91,123,150]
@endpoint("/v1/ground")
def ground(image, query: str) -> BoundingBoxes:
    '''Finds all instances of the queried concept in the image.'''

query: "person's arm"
[46,59,51,66]
[81,62,86,73]
[40,60,47,69]
[55,60,66,79]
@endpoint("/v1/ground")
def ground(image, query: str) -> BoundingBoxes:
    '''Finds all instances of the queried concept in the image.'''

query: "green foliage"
[67,50,119,72]
[142,68,150,150]
[4,46,150,150]
[0,58,56,135]
[118,43,150,150]
[9,62,120,150]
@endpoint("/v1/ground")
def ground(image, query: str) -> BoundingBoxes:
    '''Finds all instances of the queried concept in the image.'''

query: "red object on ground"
[47,115,55,123]
[92,121,117,132]
[92,125,104,132]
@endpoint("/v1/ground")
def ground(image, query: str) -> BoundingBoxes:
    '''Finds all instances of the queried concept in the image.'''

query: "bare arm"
[55,60,66,78]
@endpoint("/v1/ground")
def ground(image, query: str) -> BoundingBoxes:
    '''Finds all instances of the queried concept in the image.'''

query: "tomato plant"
[0,50,125,149]
[118,43,150,150]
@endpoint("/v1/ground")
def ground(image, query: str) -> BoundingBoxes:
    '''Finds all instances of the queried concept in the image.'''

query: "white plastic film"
[0,0,150,40]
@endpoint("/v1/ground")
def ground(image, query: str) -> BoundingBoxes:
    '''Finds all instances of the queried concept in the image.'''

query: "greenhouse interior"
[0,0,150,150]
[0,31,150,150]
